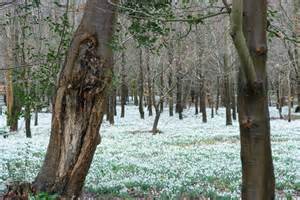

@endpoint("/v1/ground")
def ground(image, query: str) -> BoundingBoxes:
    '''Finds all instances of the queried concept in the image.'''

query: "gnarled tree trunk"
[33,0,118,198]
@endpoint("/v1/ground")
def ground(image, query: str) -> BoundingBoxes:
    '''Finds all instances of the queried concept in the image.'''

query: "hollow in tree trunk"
[33,0,118,198]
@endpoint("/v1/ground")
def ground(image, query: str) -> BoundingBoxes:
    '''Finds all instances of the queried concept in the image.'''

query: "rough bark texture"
[33,0,118,198]
[231,0,275,198]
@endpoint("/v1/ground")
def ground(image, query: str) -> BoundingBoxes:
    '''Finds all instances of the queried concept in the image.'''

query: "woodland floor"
[0,106,299,199]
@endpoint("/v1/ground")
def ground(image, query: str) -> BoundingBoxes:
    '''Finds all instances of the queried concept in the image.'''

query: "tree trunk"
[34,107,38,126]
[152,99,162,134]
[294,0,300,107]
[133,80,138,106]
[120,51,126,118]
[138,48,145,119]
[182,81,191,109]
[152,111,161,134]
[195,91,199,115]
[1,15,20,132]
[231,80,237,120]
[146,49,153,116]
[167,41,174,117]
[224,27,232,125]
[160,65,164,112]
[25,104,31,138]
[5,69,19,131]
[33,0,118,198]
[211,100,214,118]
[224,76,232,125]
[113,88,117,116]
[176,72,183,120]
[215,76,220,114]
[277,75,283,119]
[230,0,275,198]
[288,71,292,122]
[108,92,115,125]
[199,78,207,123]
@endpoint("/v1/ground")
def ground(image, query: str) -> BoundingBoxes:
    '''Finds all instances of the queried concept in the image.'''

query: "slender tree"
[120,51,126,118]
[138,48,145,119]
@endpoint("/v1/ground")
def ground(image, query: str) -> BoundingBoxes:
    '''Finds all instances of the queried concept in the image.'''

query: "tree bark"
[25,104,31,138]
[120,51,126,118]
[287,71,292,122]
[230,0,275,198]
[215,76,220,114]
[176,71,183,120]
[224,27,232,125]
[167,45,174,117]
[195,90,199,115]
[293,0,300,106]
[1,13,20,132]
[138,48,145,119]
[277,75,283,119]
[199,77,207,123]
[33,0,118,198]
[160,65,164,112]
[133,80,138,106]
[34,107,38,126]
[146,49,153,116]
[108,92,115,125]
[231,80,237,120]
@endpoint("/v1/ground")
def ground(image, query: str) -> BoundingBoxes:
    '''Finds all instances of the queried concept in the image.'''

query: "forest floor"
[0,106,299,199]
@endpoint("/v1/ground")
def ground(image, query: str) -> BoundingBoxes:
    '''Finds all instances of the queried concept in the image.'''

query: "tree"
[294,0,300,107]
[229,0,275,198]
[138,48,145,119]
[120,51,127,118]
[145,48,153,116]
[223,28,232,126]
[33,0,118,198]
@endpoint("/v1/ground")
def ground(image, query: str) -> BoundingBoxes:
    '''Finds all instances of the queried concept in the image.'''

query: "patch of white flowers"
[0,106,299,199]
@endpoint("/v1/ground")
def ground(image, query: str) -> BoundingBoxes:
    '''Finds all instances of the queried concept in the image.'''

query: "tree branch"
[230,0,257,86]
